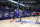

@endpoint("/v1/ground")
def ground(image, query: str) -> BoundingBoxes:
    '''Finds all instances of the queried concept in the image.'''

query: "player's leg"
[19,13,21,21]
[13,12,16,21]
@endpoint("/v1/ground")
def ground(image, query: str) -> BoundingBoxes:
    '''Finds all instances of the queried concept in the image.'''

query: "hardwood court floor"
[0,16,40,27]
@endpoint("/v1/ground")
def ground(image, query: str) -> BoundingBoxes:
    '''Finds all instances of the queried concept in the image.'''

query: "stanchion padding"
[39,13,40,15]
[33,12,36,15]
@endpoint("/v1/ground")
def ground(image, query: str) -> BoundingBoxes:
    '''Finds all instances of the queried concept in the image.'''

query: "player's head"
[17,7,19,10]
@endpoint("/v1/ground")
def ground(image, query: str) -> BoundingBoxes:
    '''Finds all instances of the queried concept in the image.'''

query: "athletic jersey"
[15,9,21,18]
[15,9,21,14]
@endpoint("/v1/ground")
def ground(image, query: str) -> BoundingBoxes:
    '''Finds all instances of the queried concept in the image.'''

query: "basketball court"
[0,16,40,27]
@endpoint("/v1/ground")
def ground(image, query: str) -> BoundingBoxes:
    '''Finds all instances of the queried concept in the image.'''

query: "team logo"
[10,12,14,17]
[0,11,3,17]
[4,11,9,17]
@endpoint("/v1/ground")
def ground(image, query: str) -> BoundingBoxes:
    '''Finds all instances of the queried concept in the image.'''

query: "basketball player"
[13,7,22,21]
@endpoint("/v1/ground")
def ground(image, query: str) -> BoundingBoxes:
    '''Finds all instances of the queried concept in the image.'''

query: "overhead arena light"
[19,3,25,6]
[11,1,18,4]
[8,0,25,6]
